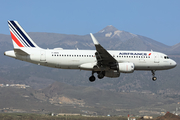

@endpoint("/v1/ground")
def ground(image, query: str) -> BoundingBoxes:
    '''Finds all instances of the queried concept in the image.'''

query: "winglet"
[90,33,99,45]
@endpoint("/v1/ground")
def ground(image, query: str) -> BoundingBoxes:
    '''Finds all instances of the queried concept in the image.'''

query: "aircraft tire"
[89,76,96,82]
[98,73,104,79]
[152,77,157,81]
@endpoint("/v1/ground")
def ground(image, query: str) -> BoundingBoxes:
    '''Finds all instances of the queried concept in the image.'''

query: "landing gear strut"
[151,70,157,81]
[89,71,96,82]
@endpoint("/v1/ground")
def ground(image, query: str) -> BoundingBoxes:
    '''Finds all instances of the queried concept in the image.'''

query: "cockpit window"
[164,56,169,59]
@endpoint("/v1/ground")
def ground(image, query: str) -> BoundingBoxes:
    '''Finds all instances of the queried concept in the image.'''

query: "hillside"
[0,87,60,113]
[0,25,180,93]
[0,82,179,116]
[154,112,180,120]
[0,26,180,116]
[169,43,180,55]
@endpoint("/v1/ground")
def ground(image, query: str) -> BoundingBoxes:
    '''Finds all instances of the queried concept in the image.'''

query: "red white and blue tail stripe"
[8,21,39,48]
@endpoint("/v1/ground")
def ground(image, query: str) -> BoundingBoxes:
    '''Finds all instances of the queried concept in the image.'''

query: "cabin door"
[154,53,159,63]
[40,51,46,61]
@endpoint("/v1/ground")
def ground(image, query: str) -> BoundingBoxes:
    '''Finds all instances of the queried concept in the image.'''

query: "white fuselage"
[5,20,177,81]
[5,48,177,71]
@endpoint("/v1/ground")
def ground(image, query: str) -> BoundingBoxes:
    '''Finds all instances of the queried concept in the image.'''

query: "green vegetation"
[0,113,127,120]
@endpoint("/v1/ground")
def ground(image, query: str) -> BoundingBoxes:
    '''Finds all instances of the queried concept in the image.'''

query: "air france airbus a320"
[4,21,177,82]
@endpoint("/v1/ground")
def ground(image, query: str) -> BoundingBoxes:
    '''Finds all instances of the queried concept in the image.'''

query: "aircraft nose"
[170,60,177,68]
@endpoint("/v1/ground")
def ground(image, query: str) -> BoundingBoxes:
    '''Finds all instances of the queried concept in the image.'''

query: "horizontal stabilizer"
[14,49,29,55]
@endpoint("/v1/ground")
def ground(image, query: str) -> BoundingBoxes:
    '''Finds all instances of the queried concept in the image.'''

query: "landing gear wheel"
[98,73,104,79]
[151,70,157,81]
[152,77,157,81]
[89,76,96,82]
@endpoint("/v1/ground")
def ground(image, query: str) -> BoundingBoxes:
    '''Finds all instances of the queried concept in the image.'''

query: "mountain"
[97,25,137,41]
[94,26,170,52]
[169,43,180,55]
[1,25,179,53]
[0,25,180,92]
[0,26,180,116]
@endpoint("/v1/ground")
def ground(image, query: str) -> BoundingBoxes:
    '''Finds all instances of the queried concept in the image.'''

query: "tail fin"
[8,20,39,48]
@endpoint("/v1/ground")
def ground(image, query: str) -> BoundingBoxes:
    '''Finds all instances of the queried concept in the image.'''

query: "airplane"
[4,20,177,82]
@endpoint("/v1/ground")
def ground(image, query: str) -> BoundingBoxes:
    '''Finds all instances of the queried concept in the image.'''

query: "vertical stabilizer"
[8,21,39,48]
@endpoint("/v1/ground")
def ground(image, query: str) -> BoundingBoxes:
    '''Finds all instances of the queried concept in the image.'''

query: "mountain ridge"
[0,26,180,115]
[0,25,179,93]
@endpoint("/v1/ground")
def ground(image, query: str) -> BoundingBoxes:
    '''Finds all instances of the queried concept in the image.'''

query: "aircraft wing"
[90,33,118,70]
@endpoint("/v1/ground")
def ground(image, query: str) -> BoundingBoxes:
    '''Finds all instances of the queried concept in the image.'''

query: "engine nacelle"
[118,63,134,73]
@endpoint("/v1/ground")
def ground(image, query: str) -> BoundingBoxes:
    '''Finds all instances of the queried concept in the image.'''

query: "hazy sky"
[0,0,180,46]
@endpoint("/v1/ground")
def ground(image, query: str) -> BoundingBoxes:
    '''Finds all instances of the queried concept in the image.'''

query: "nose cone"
[170,60,177,68]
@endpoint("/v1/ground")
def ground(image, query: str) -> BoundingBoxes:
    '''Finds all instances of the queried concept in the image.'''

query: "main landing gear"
[89,75,96,82]
[97,71,105,79]
[89,71,105,82]
[89,71,96,82]
[151,70,157,81]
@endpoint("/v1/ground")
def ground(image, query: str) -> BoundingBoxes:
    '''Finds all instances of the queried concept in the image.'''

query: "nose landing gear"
[151,70,157,81]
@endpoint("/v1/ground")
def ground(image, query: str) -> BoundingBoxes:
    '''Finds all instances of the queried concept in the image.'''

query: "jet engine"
[118,63,134,73]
